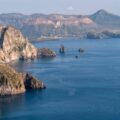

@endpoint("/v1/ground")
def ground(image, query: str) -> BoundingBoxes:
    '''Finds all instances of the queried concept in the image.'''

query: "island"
[0,25,56,96]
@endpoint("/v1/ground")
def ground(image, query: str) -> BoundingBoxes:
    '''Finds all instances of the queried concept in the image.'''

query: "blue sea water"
[1,38,120,120]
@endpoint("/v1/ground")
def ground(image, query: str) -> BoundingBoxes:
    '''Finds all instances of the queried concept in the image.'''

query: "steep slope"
[21,15,96,40]
[0,25,37,63]
[90,9,120,28]
[0,14,96,40]
[0,10,120,40]
[0,25,56,63]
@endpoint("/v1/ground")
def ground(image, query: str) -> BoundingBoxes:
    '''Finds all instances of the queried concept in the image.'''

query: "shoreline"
[30,36,120,43]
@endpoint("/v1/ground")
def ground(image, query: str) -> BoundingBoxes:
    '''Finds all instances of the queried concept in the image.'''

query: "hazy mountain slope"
[90,9,120,28]
[0,13,97,40]
[0,10,120,40]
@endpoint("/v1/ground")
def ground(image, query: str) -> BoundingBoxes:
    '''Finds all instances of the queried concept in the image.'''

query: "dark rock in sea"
[78,48,84,53]
[59,45,65,54]
[75,55,79,59]
[24,73,46,89]
[37,48,56,58]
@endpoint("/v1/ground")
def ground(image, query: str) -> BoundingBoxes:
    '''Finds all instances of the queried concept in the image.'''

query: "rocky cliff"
[0,25,56,63]
[0,64,45,96]
[0,64,25,95]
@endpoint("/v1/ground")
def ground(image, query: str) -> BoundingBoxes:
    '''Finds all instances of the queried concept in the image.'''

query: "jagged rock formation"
[0,25,56,63]
[0,64,46,96]
[24,73,46,89]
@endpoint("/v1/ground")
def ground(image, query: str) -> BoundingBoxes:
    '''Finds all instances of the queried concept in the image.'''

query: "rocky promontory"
[0,25,56,63]
[0,64,25,96]
[0,64,45,96]
[0,25,56,96]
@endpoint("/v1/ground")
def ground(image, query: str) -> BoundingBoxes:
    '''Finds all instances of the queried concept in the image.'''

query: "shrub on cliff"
[0,64,25,96]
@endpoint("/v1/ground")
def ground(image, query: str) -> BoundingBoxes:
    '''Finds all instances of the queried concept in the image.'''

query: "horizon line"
[0,9,119,16]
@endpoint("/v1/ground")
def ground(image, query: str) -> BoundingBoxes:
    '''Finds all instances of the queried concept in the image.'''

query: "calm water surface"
[1,38,120,120]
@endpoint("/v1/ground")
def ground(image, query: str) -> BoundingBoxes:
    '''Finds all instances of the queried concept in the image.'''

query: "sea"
[1,38,120,120]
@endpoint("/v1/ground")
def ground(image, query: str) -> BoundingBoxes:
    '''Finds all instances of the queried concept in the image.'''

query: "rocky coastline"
[0,64,46,96]
[0,25,56,63]
[0,25,56,96]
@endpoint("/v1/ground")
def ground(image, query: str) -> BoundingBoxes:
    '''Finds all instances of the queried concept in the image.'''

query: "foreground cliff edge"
[0,25,56,96]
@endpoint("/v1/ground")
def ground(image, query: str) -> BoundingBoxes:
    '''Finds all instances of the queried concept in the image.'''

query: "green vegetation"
[0,64,24,90]
[12,43,26,52]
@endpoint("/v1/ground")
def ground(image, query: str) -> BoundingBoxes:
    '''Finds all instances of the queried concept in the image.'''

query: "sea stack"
[78,48,84,53]
[59,45,65,53]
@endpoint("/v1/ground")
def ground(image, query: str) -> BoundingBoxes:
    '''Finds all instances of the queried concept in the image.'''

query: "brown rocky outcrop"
[0,25,56,63]
[37,48,56,57]
[0,64,25,96]
[0,64,46,96]
[23,73,46,89]
[0,25,54,95]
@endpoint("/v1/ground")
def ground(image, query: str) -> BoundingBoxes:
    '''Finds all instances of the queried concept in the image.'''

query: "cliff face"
[21,16,97,40]
[0,25,55,63]
[0,13,97,40]
[0,25,54,95]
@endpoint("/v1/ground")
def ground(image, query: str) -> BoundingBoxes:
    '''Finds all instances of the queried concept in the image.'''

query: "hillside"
[90,9,120,28]
[0,10,120,40]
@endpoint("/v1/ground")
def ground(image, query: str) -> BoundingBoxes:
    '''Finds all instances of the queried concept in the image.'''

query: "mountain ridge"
[90,9,120,28]
[0,9,120,41]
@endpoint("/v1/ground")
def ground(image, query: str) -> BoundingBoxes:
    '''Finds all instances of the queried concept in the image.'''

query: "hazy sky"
[0,0,119,15]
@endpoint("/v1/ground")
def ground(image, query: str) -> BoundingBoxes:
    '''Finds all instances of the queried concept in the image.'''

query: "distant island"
[0,9,120,41]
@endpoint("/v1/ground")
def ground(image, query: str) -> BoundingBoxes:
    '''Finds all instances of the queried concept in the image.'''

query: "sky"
[0,0,119,15]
